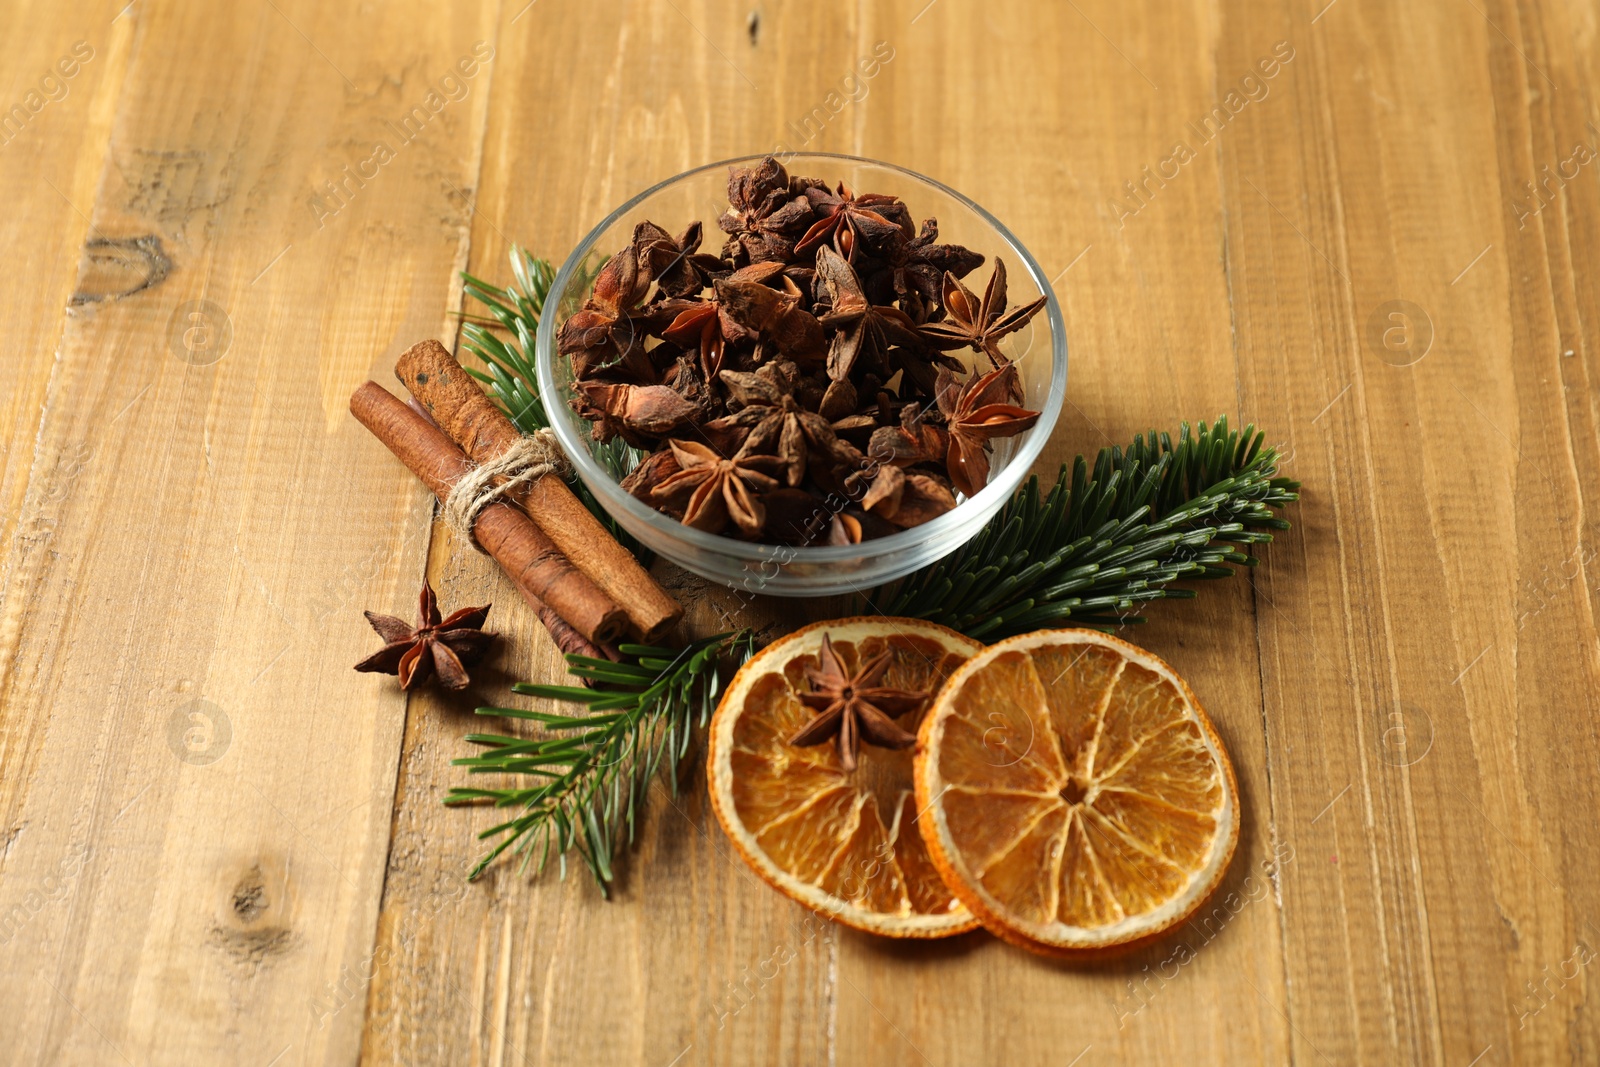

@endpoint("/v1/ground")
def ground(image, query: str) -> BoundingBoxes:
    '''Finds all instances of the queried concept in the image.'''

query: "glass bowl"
[535,153,1067,597]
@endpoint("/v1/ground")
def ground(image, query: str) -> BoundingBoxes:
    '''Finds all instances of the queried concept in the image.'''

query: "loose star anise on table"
[787,634,929,773]
[354,583,496,691]
[560,156,1047,544]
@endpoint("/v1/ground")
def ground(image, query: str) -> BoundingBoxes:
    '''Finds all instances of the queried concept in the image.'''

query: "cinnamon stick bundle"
[396,339,683,642]
[350,381,627,650]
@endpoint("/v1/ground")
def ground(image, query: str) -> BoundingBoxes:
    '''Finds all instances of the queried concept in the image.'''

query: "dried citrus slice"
[915,629,1238,956]
[707,618,983,937]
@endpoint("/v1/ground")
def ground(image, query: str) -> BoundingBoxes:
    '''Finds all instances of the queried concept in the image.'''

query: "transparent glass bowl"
[535,153,1067,597]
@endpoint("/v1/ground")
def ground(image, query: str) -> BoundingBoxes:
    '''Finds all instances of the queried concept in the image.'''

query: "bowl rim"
[535,151,1068,566]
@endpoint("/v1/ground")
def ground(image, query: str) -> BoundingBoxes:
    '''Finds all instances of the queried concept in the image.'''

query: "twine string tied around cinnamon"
[443,428,571,551]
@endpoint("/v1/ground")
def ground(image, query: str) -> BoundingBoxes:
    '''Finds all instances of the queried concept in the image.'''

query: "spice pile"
[559,156,1047,545]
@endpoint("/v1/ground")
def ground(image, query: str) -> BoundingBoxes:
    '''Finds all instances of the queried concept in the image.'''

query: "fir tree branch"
[876,417,1299,639]
[445,631,754,891]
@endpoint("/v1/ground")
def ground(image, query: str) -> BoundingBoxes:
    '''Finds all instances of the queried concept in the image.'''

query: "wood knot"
[70,235,172,306]
[208,860,299,974]
[231,877,267,923]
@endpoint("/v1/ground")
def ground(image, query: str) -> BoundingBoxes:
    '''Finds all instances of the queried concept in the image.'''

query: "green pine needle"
[876,418,1299,639]
[445,631,755,892]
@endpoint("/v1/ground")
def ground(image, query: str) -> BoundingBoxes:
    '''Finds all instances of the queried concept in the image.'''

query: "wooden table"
[2,1,1595,1063]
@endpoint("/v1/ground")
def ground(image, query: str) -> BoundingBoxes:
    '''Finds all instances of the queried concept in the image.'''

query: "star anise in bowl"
[552,155,1059,552]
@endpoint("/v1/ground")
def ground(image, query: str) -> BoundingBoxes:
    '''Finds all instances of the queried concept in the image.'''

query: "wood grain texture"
[0,0,500,1063]
[0,0,129,684]
[2,1,1597,1065]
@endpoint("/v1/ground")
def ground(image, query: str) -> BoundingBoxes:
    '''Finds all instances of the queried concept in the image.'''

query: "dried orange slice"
[915,629,1238,956]
[707,618,983,937]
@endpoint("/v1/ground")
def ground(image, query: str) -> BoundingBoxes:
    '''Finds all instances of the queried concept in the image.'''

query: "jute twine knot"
[443,429,571,552]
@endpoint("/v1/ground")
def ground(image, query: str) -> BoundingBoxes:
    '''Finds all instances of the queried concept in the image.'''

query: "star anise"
[713,267,827,364]
[935,362,1041,497]
[918,257,1046,370]
[619,446,684,507]
[814,246,922,382]
[718,157,816,265]
[841,401,947,515]
[557,235,659,379]
[882,471,959,526]
[867,402,949,470]
[707,364,863,487]
[836,508,900,543]
[354,583,495,690]
[558,157,1054,545]
[871,217,984,321]
[634,220,724,298]
[793,182,914,264]
[660,290,754,381]
[649,438,786,537]
[881,343,963,399]
[575,379,700,444]
[787,634,928,772]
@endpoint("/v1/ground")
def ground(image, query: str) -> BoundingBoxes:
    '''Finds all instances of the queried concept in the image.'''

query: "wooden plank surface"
[0,1,500,1063]
[2,1,1597,1064]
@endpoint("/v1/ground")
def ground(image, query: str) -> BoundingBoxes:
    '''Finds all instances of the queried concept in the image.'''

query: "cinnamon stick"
[350,381,628,648]
[396,339,683,642]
